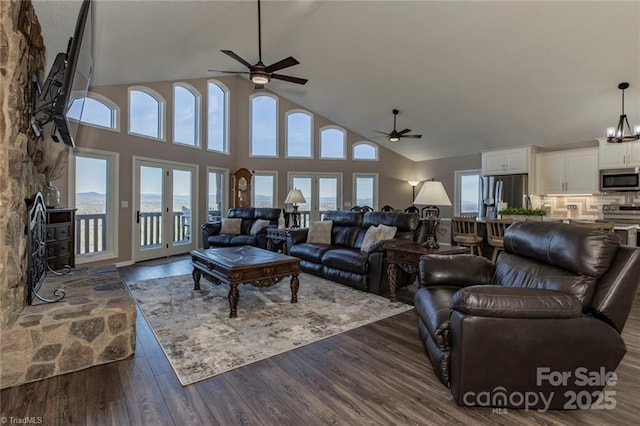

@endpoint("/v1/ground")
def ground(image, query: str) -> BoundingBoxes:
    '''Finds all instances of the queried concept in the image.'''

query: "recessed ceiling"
[33,0,640,162]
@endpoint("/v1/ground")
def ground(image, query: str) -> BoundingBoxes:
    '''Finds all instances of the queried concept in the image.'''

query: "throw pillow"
[360,224,398,252]
[220,218,242,235]
[250,219,271,235]
[306,220,333,244]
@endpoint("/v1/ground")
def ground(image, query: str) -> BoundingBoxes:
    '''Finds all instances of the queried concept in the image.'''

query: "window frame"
[352,141,379,161]
[353,173,379,210]
[252,171,279,208]
[454,169,482,217]
[68,92,120,132]
[206,166,229,221]
[68,147,120,264]
[206,80,230,155]
[172,82,201,149]
[128,86,166,141]
[249,93,279,158]
[285,109,314,159]
[319,125,347,160]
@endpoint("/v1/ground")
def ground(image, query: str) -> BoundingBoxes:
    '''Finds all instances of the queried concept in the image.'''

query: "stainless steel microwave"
[600,168,640,191]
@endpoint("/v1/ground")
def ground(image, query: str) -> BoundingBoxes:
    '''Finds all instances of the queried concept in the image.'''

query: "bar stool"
[451,216,483,256]
[486,218,513,263]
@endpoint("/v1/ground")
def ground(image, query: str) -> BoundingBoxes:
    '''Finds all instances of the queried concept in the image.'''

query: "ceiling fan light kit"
[209,0,308,88]
[375,109,422,142]
[606,82,640,143]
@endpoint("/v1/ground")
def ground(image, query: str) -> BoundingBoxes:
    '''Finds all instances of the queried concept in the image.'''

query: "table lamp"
[284,188,306,228]
[413,180,452,249]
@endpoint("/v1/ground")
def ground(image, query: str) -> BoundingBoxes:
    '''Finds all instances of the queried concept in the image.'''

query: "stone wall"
[1,1,69,327]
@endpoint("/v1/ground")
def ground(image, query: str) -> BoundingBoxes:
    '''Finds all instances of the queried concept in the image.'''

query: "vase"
[43,182,60,208]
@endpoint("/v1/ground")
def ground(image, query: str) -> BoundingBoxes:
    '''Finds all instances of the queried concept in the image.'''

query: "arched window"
[67,93,119,131]
[173,83,200,147]
[250,93,278,157]
[319,126,346,159]
[353,141,379,161]
[286,110,313,158]
[207,80,229,154]
[128,86,165,140]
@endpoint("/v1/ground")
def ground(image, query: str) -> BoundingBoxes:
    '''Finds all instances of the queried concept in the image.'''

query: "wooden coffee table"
[386,243,469,302]
[191,246,301,318]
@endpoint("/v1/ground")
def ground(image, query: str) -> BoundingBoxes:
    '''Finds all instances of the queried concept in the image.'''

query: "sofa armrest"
[451,285,582,319]
[288,228,309,245]
[201,221,222,248]
[418,254,494,288]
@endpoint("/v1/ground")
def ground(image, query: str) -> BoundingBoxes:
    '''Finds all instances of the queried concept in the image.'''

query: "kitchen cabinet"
[46,208,75,270]
[598,138,640,169]
[482,146,532,176]
[536,148,599,194]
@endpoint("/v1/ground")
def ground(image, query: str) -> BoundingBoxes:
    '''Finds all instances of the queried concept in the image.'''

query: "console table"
[386,243,469,302]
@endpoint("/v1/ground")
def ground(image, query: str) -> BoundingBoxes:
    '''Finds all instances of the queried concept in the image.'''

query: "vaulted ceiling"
[33,0,640,162]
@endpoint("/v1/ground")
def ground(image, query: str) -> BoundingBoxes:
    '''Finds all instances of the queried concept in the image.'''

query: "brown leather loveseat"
[414,221,640,410]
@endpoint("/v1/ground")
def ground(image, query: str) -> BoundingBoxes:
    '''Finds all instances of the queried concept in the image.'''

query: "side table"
[266,228,292,254]
[386,243,469,302]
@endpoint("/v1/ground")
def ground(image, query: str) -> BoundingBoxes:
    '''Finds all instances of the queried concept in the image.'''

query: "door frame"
[132,156,199,262]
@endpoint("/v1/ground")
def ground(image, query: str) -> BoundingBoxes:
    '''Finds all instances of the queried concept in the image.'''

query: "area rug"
[127,273,413,386]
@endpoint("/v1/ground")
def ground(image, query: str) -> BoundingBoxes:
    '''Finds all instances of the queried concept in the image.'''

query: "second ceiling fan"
[209,0,308,89]
[375,109,422,142]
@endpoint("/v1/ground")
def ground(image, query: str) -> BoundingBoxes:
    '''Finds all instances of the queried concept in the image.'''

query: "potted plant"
[498,207,547,222]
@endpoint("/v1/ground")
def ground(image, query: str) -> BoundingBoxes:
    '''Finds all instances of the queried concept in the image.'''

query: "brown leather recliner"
[414,221,640,410]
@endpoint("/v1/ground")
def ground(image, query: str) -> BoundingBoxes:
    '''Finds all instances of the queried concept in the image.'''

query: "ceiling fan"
[208,0,308,89]
[375,109,422,142]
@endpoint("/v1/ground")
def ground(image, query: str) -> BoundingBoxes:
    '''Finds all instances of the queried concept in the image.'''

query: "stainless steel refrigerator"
[480,174,530,219]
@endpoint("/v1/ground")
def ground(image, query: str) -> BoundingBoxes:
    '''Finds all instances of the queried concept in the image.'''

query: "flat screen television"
[33,0,93,147]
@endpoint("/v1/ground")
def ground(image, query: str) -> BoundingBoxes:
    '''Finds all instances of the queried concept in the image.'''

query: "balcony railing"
[75,211,191,255]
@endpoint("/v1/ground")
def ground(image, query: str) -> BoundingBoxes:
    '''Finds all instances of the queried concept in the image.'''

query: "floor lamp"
[413,180,452,249]
[284,188,306,228]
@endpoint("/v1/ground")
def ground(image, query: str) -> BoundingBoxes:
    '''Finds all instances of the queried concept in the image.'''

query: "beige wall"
[61,75,425,264]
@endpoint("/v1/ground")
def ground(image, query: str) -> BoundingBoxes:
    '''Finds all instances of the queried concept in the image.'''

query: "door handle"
[136,210,141,224]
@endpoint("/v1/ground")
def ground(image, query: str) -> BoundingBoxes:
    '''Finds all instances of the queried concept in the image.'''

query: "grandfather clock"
[233,168,252,208]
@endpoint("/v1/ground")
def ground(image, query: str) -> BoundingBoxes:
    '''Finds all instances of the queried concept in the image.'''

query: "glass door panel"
[172,169,192,244]
[137,164,164,260]
[318,177,338,219]
[292,176,312,226]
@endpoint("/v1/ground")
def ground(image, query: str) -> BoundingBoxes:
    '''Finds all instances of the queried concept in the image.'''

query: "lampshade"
[606,82,640,143]
[413,180,452,206]
[284,188,306,204]
[407,180,421,187]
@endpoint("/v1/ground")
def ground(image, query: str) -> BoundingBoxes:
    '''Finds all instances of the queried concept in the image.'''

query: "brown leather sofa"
[414,221,640,410]
[201,207,281,249]
[287,210,420,295]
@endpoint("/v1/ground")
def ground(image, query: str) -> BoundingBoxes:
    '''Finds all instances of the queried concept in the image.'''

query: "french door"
[133,158,198,261]
[288,173,342,224]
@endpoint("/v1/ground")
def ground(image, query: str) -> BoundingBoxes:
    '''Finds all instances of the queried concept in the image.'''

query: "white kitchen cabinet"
[598,138,640,169]
[537,148,599,194]
[482,146,532,176]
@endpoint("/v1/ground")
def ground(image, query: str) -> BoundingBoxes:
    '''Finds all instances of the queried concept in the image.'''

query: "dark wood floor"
[2,257,639,425]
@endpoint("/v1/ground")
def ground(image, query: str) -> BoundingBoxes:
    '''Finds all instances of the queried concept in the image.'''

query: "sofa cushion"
[250,219,270,235]
[360,224,397,252]
[254,207,281,221]
[322,210,363,227]
[209,234,235,247]
[230,234,257,246]
[220,218,242,235]
[503,221,619,278]
[289,243,334,263]
[307,220,333,244]
[322,248,368,274]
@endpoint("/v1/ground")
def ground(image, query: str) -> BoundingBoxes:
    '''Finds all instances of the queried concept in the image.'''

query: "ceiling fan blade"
[271,73,308,85]
[398,128,412,135]
[374,130,391,136]
[401,134,422,139]
[208,69,250,74]
[265,56,299,73]
[221,50,253,69]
